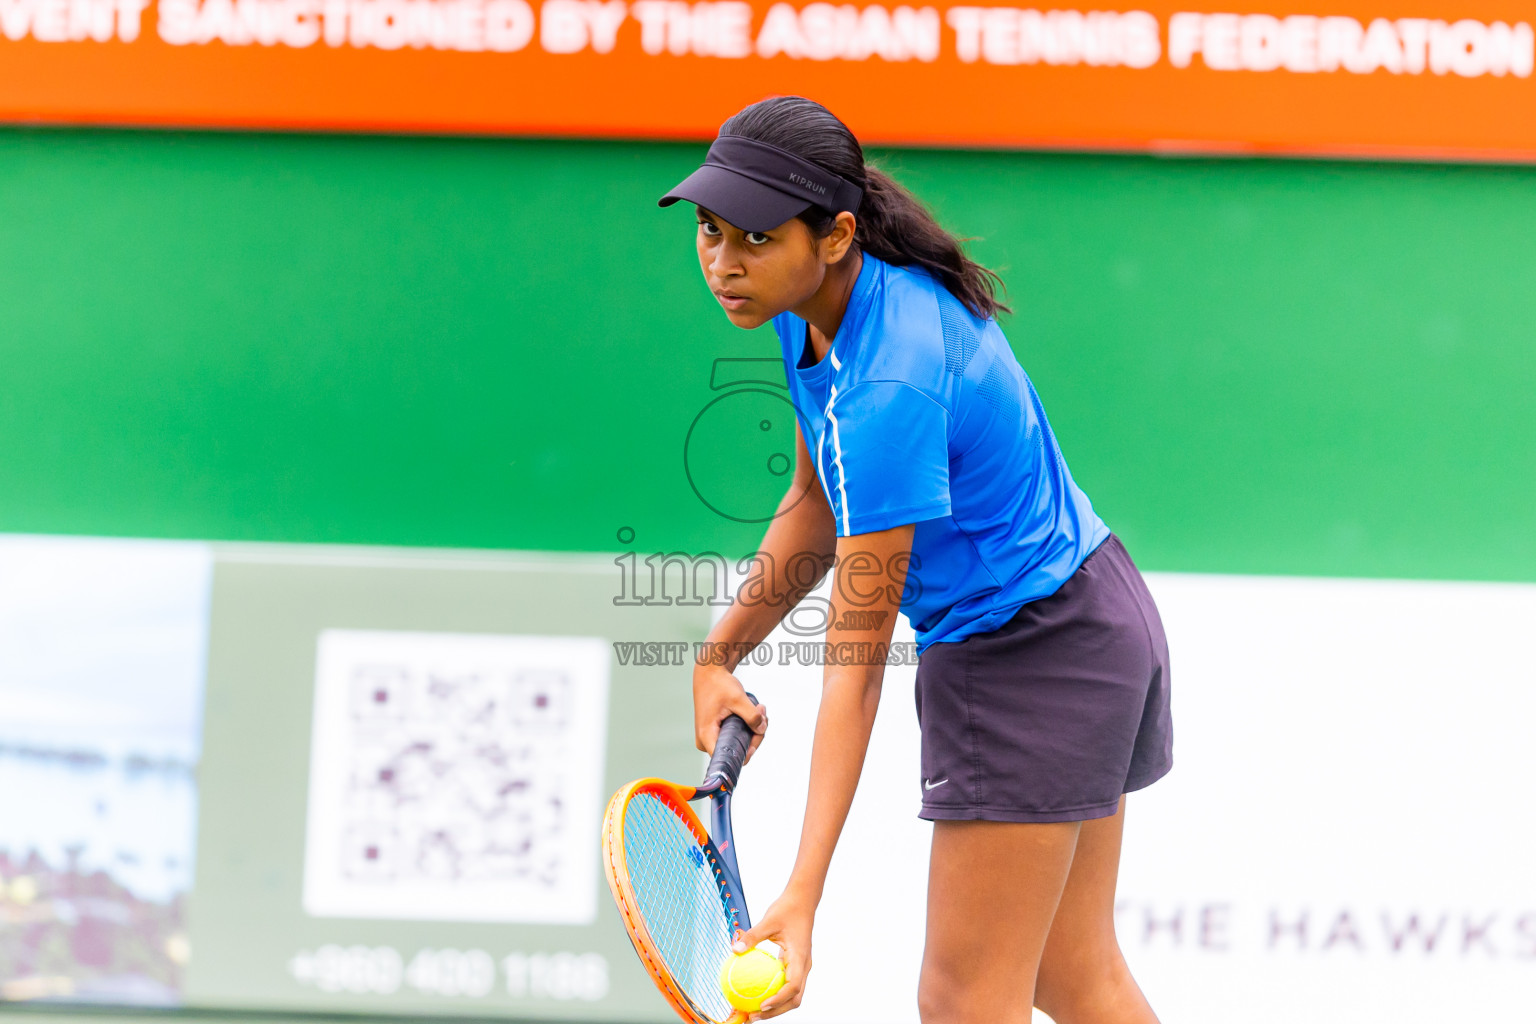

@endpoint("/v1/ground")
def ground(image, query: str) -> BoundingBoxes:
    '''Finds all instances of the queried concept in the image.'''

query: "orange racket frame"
[602,701,759,1024]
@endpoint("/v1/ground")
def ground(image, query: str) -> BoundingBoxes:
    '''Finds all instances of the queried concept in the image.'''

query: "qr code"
[302,630,609,924]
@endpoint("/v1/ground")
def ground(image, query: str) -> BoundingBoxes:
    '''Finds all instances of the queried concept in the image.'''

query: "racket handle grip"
[705,692,759,791]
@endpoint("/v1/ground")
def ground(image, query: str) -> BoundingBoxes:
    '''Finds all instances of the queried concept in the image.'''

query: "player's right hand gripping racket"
[602,695,759,1024]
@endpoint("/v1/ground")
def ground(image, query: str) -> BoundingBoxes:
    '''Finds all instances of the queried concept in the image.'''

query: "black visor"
[659,135,864,233]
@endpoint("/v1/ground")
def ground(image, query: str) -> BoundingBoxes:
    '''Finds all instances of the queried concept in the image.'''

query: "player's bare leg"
[918,819,1079,1023]
[1033,796,1159,1024]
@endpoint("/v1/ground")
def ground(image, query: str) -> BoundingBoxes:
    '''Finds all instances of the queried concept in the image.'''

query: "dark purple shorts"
[914,534,1173,823]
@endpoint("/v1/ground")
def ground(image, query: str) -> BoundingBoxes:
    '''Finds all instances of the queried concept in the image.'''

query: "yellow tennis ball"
[718,947,786,1013]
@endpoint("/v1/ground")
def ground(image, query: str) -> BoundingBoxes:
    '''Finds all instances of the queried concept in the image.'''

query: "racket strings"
[623,792,738,1023]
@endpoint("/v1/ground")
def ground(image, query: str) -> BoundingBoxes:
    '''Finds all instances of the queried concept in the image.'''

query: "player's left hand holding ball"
[731,888,815,1019]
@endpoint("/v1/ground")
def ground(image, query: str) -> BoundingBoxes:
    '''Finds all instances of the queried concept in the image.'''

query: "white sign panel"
[728,572,1536,1023]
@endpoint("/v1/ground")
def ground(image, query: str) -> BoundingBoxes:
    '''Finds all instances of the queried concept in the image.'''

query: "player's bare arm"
[733,522,912,1020]
[692,420,836,761]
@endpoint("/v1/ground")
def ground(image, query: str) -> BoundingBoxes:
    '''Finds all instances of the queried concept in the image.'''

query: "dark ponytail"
[719,96,1009,320]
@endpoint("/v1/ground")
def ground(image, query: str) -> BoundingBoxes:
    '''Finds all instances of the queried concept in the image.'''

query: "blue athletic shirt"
[772,253,1111,654]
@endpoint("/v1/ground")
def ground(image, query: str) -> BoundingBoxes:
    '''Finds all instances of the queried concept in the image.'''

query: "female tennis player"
[669,96,1171,1024]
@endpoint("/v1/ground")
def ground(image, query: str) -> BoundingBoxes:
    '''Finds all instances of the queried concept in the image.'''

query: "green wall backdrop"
[1,128,1533,581]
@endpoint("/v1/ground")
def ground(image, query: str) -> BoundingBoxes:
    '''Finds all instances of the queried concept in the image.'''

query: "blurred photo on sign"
[0,536,212,1006]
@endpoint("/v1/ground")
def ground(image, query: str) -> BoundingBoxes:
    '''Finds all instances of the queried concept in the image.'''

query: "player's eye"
[699,220,722,237]
[745,232,770,245]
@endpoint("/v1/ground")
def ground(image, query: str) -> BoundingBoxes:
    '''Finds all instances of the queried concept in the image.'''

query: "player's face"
[694,208,829,329]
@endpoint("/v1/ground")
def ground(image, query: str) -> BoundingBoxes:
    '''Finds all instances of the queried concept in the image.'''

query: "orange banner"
[1,0,1534,158]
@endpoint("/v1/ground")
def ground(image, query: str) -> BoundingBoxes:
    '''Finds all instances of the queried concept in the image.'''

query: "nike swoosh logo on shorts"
[924,778,949,791]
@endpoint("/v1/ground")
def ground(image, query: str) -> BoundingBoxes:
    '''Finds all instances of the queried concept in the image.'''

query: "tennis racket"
[602,694,760,1024]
